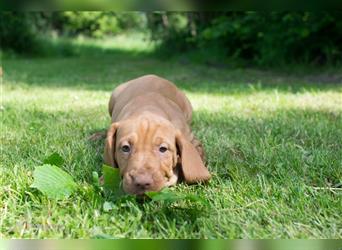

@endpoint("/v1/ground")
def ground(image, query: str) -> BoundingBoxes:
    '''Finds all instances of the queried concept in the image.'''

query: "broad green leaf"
[182,194,209,205]
[102,165,124,197]
[144,191,159,198]
[146,189,208,205]
[31,164,77,200]
[146,190,181,202]
[43,152,64,167]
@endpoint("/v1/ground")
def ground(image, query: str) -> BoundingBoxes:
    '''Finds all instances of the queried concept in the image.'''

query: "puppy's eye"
[121,145,131,153]
[159,146,168,153]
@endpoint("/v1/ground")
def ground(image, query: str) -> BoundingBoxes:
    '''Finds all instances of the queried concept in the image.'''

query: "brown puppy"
[104,75,211,195]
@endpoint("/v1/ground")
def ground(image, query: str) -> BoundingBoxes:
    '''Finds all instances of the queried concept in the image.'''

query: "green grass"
[1,36,342,238]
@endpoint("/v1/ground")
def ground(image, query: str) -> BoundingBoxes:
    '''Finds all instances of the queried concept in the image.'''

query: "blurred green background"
[1,11,342,66]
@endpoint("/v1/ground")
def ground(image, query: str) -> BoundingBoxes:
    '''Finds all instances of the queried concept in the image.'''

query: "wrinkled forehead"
[117,117,176,145]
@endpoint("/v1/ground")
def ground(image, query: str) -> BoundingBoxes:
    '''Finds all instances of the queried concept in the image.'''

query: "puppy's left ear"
[104,122,119,167]
[176,131,211,183]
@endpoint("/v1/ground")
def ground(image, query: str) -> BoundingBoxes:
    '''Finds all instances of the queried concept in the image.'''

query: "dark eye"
[121,145,130,153]
[159,146,168,153]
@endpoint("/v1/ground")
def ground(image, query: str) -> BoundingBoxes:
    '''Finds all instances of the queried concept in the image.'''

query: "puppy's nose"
[133,174,153,189]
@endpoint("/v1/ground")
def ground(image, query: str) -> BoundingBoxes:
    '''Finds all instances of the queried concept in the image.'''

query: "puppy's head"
[104,115,210,195]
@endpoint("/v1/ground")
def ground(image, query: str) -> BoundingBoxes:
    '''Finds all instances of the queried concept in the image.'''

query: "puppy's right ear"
[104,122,119,167]
[176,131,211,184]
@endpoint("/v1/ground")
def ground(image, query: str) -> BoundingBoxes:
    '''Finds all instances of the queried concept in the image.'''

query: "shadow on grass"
[2,103,341,236]
[141,205,207,235]
[3,37,342,94]
[3,103,341,188]
[193,108,341,188]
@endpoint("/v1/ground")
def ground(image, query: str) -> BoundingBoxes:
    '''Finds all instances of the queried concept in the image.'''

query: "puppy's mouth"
[124,182,167,196]
[124,185,161,195]
[135,190,149,196]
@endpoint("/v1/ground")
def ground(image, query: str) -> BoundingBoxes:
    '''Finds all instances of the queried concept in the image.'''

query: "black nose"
[133,174,153,189]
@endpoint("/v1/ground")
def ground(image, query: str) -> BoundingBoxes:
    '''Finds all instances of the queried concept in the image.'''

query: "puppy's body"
[105,75,210,194]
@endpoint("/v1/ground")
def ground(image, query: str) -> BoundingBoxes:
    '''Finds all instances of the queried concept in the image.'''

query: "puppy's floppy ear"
[104,122,119,167]
[176,131,211,183]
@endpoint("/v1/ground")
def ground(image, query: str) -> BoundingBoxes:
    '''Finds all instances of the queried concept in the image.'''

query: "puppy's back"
[109,75,192,122]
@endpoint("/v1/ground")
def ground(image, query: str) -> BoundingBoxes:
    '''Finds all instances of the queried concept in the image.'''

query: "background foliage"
[147,12,342,65]
[1,11,342,65]
[0,12,146,53]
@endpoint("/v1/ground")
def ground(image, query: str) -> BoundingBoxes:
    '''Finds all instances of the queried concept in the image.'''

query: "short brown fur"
[104,75,211,194]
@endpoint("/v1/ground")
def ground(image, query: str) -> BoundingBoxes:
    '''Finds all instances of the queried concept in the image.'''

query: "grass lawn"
[1,35,342,238]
